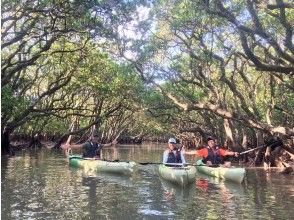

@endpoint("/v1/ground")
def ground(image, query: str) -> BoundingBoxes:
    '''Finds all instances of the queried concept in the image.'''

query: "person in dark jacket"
[61,135,117,159]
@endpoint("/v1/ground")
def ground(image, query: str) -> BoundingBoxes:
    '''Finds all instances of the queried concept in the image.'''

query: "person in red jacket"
[183,137,239,166]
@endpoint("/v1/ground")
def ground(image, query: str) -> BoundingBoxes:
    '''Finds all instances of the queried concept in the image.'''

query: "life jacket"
[83,141,102,158]
[202,147,222,165]
[166,150,182,164]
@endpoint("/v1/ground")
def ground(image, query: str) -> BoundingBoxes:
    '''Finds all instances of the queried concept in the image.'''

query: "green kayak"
[195,160,246,183]
[158,164,197,186]
[69,155,136,175]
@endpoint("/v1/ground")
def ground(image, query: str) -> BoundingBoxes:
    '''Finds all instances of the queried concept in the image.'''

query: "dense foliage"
[1,0,293,154]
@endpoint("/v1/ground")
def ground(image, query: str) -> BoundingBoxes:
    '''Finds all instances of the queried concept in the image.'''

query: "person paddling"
[183,137,239,167]
[163,138,186,166]
[61,135,117,159]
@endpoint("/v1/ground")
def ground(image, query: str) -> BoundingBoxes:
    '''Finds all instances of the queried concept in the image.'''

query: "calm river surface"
[2,144,294,220]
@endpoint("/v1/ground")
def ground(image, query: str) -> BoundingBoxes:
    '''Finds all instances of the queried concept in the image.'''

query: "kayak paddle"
[138,162,219,167]
[68,157,218,167]
[239,141,282,155]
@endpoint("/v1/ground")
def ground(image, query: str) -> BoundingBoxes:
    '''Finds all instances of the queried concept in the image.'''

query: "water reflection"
[160,179,195,201]
[70,167,135,188]
[1,145,294,220]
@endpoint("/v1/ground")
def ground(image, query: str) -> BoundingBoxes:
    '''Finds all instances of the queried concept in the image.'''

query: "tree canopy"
[1,0,293,153]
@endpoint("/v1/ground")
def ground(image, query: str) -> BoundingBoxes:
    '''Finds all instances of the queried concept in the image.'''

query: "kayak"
[158,164,197,186]
[195,160,246,183]
[68,155,136,175]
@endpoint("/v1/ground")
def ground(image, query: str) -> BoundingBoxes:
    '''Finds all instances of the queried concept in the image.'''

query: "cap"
[207,137,215,142]
[168,138,176,144]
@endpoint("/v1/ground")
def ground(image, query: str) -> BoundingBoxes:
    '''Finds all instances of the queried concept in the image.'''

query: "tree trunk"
[223,118,235,148]
[28,133,43,149]
[254,131,265,166]
[254,148,265,166]
[241,131,249,163]
[1,129,14,156]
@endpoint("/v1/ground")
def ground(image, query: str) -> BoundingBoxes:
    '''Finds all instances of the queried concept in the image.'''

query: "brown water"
[1,144,294,219]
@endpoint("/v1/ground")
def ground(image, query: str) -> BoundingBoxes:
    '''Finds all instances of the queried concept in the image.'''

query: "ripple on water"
[138,208,174,217]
